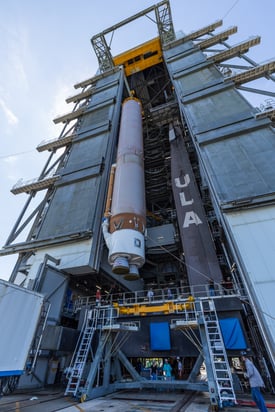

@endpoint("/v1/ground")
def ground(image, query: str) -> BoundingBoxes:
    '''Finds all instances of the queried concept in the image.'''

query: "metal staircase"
[197,299,236,408]
[65,308,99,397]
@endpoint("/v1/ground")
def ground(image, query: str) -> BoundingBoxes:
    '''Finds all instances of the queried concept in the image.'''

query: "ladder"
[65,308,98,397]
[198,299,236,409]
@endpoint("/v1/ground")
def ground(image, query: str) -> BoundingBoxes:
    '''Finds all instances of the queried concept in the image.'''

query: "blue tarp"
[219,318,247,349]
[150,322,171,350]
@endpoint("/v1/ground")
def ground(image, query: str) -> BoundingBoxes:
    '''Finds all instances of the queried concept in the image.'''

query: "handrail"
[72,282,244,313]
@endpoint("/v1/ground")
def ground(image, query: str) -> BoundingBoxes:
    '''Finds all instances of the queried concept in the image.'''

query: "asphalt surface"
[1,387,275,411]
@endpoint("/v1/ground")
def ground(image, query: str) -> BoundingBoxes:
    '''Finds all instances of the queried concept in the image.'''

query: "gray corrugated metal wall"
[37,69,125,271]
[163,40,275,208]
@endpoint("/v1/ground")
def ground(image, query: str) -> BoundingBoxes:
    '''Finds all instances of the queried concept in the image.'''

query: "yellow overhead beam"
[113,296,195,316]
[113,37,162,76]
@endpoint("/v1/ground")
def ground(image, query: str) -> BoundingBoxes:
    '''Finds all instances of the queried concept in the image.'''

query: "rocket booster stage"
[102,97,146,279]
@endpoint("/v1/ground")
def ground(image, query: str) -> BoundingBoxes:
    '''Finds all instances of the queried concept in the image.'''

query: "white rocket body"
[102,97,146,279]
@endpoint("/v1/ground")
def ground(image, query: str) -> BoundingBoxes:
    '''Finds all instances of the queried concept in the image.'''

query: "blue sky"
[1,0,274,280]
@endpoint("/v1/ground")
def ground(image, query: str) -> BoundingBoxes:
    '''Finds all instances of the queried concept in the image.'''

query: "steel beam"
[198,26,237,49]
[209,36,261,63]
[225,61,275,85]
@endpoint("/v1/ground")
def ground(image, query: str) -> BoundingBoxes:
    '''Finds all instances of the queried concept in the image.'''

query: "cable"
[145,233,275,322]
[241,299,275,321]
[145,233,216,284]
[222,0,240,20]
[0,149,35,160]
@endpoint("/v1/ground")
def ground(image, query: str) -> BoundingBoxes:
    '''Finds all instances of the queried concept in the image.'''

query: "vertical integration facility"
[1,1,275,408]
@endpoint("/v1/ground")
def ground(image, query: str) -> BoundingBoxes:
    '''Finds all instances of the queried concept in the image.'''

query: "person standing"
[241,352,268,412]
[147,288,154,302]
[208,278,215,296]
[163,358,172,380]
[96,288,101,306]
[176,356,183,379]
[150,361,158,380]
[136,359,142,374]
[165,287,172,299]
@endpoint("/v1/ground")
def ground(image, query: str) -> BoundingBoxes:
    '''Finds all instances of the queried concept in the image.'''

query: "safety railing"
[72,282,244,314]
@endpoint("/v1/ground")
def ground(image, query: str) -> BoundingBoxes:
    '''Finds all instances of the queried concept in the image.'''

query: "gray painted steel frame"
[163,33,275,375]
[163,39,275,209]
[33,69,125,272]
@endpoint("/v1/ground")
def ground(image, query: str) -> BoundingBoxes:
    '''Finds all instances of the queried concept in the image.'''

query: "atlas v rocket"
[102,97,146,279]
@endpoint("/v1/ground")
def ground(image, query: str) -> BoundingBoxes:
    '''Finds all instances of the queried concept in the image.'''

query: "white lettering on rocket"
[174,174,203,228]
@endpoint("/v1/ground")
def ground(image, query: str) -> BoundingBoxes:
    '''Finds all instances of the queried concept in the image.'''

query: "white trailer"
[0,279,44,379]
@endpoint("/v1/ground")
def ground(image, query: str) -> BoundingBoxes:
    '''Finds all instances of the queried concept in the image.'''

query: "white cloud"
[3,155,18,164]
[10,51,29,92]
[1,22,30,94]
[51,82,74,117]
[6,173,19,181]
[0,99,18,125]
[46,80,75,138]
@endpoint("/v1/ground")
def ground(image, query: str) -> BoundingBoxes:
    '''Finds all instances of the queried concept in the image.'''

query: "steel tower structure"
[1,0,275,408]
